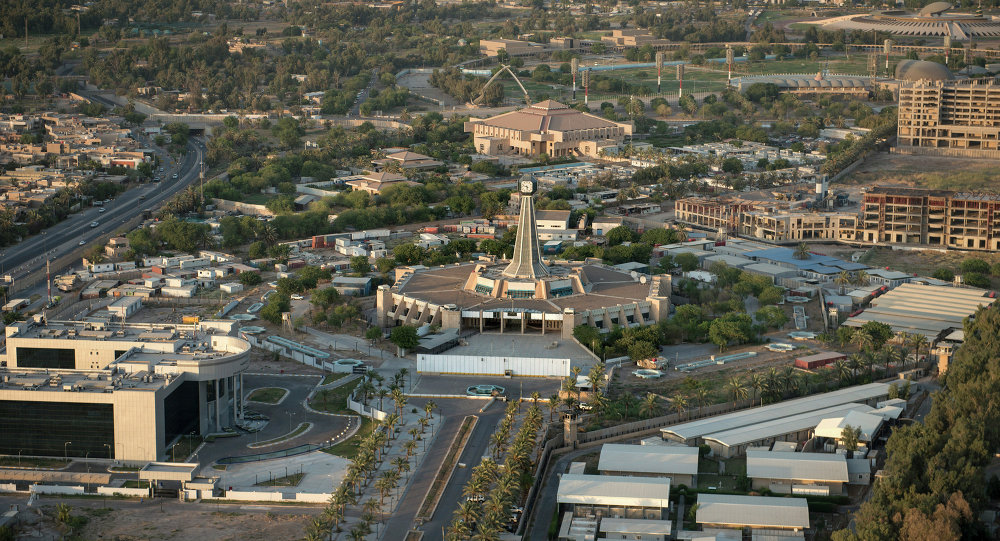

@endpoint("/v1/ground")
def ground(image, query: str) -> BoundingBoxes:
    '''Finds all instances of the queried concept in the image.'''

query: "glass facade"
[163,381,200,445]
[16,347,75,369]
[0,400,113,458]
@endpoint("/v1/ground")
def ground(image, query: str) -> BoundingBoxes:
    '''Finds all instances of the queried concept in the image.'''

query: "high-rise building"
[895,60,1000,159]
[859,186,1000,250]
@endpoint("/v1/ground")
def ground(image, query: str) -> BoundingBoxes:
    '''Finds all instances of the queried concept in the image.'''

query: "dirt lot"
[19,501,312,541]
[841,152,1000,192]
[810,242,1000,289]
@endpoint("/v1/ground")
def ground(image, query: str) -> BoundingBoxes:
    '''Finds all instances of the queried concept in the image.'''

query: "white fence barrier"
[29,485,84,495]
[223,490,285,502]
[295,492,332,503]
[0,484,18,493]
[97,486,150,497]
[417,354,570,377]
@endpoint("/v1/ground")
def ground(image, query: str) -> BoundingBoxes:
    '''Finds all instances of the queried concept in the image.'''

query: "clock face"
[520,180,534,194]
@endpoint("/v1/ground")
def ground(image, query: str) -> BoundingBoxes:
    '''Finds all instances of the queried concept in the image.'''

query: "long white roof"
[598,443,699,475]
[746,450,849,483]
[557,474,670,508]
[661,383,889,441]
[703,404,874,449]
[697,494,809,530]
[843,282,994,338]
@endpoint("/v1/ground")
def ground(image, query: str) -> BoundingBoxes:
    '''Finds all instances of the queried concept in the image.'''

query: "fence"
[347,394,389,421]
[29,484,84,495]
[0,484,17,493]
[97,486,150,498]
[218,490,332,503]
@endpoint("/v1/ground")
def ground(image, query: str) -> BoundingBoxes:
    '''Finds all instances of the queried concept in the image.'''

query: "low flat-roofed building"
[747,450,849,496]
[557,473,670,519]
[661,383,890,445]
[794,351,846,369]
[814,409,885,444]
[331,276,372,296]
[843,282,995,339]
[696,494,809,532]
[598,443,699,486]
[703,403,875,458]
[599,517,672,540]
[479,38,545,57]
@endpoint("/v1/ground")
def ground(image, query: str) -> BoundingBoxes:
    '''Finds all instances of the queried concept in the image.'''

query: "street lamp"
[63,441,72,462]
[286,411,294,434]
[103,443,112,460]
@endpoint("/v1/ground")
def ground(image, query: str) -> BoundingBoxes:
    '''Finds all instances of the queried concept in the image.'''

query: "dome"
[919,2,953,16]
[895,60,954,82]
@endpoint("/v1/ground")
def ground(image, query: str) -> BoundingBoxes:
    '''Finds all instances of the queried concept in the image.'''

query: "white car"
[78,240,86,246]
[98,207,106,213]
[290,294,304,300]
[90,221,99,227]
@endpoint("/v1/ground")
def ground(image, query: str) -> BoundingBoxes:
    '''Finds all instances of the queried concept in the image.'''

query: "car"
[98,207,106,213]
[154,176,160,181]
[578,403,593,411]
[139,195,146,200]
[78,240,86,246]
[172,173,178,179]
[466,384,505,396]
[290,294,304,300]
[159,167,164,172]
[90,221,99,227]
[268,281,278,288]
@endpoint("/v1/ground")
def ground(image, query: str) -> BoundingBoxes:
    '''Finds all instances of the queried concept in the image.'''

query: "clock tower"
[502,174,549,279]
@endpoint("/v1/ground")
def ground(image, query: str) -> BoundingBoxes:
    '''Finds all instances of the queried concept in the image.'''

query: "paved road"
[526,446,595,540]
[419,402,505,540]
[2,120,204,295]
[349,68,380,117]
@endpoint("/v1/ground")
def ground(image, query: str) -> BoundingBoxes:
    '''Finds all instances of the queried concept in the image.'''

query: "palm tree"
[620,392,637,420]
[848,353,864,382]
[390,387,406,417]
[763,367,781,403]
[418,416,430,434]
[376,388,389,412]
[398,367,410,390]
[851,329,873,353]
[409,427,420,441]
[424,399,437,419]
[908,333,929,366]
[835,270,851,294]
[634,392,657,419]
[694,387,710,417]
[668,394,688,419]
[793,242,811,260]
[590,390,609,416]
[384,412,400,441]
[726,375,748,410]
[548,393,560,421]
[749,373,765,406]
[570,366,583,398]
[853,270,870,287]
[403,440,417,459]
[587,362,607,393]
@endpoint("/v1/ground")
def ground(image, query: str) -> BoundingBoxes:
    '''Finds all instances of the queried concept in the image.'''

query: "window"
[0,400,113,458]
[16,347,75,369]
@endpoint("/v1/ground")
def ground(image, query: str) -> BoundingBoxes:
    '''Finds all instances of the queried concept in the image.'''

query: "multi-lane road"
[1,127,205,295]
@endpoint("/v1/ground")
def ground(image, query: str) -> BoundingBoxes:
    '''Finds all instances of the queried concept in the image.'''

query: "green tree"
[840,424,861,453]
[605,225,637,246]
[239,271,262,287]
[390,325,420,354]
[675,252,699,272]
[350,256,371,275]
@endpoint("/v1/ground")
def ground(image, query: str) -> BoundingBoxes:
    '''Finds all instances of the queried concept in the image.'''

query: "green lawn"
[0,456,69,469]
[321,373,349,386]
[312,382,356,415]
[169,435,203,461]
[241,193,276,205]
[248,387,288,404]
[255,472,305,487]
[321,417,372,460]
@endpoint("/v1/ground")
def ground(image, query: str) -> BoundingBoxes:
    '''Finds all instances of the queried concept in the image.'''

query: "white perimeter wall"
[417,354,570,377]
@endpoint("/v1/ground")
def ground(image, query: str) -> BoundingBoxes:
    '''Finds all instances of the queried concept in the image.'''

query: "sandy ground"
[841,152,1000,191]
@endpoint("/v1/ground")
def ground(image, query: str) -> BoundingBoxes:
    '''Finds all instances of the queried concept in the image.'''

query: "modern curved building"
[1,317,250,461]
[814,6,1000,40]
[376,175,670,338]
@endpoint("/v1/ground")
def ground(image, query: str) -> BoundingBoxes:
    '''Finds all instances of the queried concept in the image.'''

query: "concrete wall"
[29,484,84,495]
[223,490,285,502]
[97,486,151,497]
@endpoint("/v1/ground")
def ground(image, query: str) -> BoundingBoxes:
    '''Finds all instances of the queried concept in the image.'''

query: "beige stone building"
[479,38,544,57]
[465,100,632,159]
[601,29,671,48]
[740,209,859,243]
[895,61,1000,159]
[0,317,250,462]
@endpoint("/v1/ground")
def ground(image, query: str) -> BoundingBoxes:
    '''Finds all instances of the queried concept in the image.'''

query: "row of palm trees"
[446,401,545,541]
[305,382,437,541]
[356,368,411,417]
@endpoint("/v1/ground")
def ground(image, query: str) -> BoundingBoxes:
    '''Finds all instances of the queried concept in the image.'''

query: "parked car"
[90,221,99,227]
[466,384,505,396]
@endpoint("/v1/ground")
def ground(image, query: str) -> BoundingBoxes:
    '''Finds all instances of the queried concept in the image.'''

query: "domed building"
[375,174,670,338]
[896,61,1000,158]
[895,59,955,82]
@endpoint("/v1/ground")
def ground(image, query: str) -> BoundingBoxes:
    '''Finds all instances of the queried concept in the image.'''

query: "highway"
[1,126,205,296]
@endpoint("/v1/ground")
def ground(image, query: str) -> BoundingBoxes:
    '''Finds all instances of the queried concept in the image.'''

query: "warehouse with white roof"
[598,443,699,486]
[696,494,810,533]
[747,450,849,495]
[703,403,875,458]
[661,383,890,446]
[843,282,996,339]
[557,474,671,519]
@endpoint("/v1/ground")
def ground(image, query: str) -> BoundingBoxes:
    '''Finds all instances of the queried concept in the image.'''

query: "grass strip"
[416,415,476,521]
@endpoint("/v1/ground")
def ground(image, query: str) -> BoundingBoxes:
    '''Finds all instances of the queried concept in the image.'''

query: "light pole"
[64,441,72,462]
[103,443,112,461]
[286,411,293,434]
